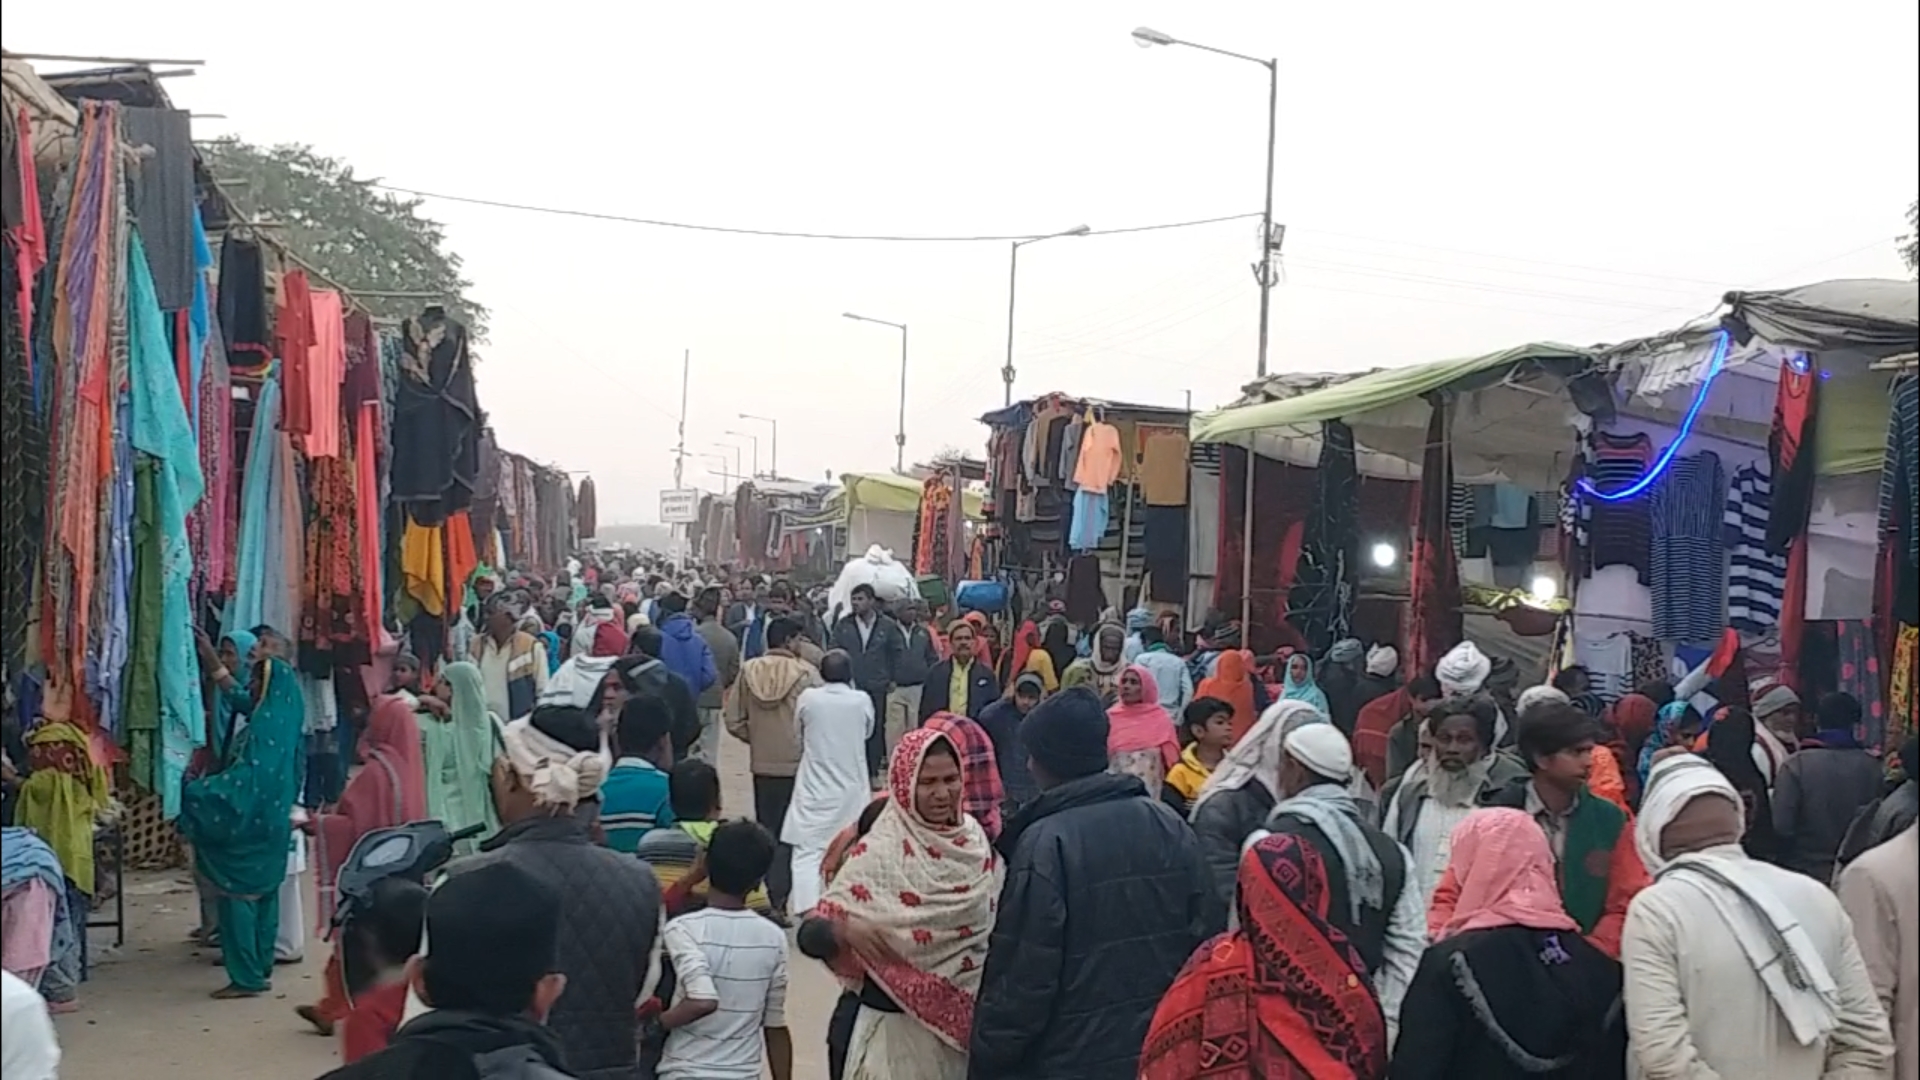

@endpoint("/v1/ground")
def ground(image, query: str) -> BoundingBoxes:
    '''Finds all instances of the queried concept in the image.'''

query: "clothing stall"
[979,394,1192,626]
[1191,281,1918,750]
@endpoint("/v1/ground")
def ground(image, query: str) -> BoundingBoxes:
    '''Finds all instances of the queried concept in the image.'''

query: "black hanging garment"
[218,234,273,367]
[391,308,481,524]
[122,107,197,310]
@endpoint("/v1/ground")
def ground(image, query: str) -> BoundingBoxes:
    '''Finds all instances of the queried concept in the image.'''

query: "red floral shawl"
[1140,834,1388,1080]
[923,712,1005,840]
[812,728,1001,1051]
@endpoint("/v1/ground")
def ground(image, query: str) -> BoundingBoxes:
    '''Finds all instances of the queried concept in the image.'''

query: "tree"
[198,139,488,337]
[1904,199,1918,277]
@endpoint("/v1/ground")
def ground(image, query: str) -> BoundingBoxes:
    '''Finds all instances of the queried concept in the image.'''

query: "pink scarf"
[314,695,428,930]
[1436,808,1579,939]
[1107,664,1179,769]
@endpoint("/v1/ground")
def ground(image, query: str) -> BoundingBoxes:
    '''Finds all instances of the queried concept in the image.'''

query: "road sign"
[659,488,700,524]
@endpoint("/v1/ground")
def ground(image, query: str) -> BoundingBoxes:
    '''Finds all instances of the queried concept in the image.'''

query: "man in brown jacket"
[723,615,819,916]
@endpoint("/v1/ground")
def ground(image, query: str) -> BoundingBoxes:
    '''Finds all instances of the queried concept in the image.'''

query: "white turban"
[1515,685,1570,715]
[1365,645,1398,678]
[1634,752,1844,1047]
[1634,753,1742,874]
[500,717,610,810]
[1436,642,1493,696]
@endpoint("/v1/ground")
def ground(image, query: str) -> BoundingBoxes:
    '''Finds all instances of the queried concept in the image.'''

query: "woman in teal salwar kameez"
[180,651,305,998]
[191,629,262,947]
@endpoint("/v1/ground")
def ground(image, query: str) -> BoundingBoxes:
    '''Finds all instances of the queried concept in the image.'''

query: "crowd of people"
[4,549,1916,1080]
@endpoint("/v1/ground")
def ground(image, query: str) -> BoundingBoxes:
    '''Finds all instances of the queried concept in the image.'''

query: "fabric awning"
[1722,279,1918,357]
[832,472,983,520]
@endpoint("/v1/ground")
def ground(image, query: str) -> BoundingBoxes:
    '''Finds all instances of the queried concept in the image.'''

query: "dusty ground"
[52,733,841,1079]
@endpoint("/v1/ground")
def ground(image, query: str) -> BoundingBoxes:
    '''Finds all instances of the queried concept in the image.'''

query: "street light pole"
[1002,224,1092,407]
[712,442,744,483]
[1135,26,1279,635]
[725,430,761,478]
[1133,26,1279,380]
[739,414,778,479]
[841,313,911,473]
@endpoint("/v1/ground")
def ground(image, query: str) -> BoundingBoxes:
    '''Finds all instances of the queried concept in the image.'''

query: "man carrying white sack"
[1621,752,1892,1079]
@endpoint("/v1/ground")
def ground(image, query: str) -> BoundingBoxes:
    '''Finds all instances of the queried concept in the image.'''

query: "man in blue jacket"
[652,592,718,699]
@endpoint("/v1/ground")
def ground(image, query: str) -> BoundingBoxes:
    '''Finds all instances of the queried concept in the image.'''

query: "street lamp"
[712,442,744,483]
[843,312,910,472]
[702,453,734,492]
[1003,224,1091,406]
[725,429,762,478]
[1132,25,1279,380]
[738,414,778,479]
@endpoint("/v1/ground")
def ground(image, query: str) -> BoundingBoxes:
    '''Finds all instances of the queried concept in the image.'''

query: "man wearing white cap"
[1621,753,1891,1079]
[1249,721,1424,1047]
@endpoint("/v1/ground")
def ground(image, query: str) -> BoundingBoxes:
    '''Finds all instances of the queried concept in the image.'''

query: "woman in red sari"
[294,695,427,1037]
[1140,832,1388,1080]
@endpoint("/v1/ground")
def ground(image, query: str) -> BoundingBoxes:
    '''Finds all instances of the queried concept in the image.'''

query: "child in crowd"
[657,821,793,1080]
[337,877,429,1065]
[601,695,678,854]
[637,761,775,918]
[1162,696,1236,818]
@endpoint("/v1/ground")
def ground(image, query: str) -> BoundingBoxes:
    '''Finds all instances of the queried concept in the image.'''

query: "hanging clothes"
[391,310,479,523]
[128,232,209,817]
[217,234,272,369]
[299,453,365,670]
[1725,464,1787,633]
[121,107,197,311]
[576,476,598,539]
[1880,372,1918,569]
[400,514,447,618]
[274,269,315,437]
[302,289,347,459]
[1650,451,1727,642]
[1767,358,1818,555]
[1578,431,1654,583]
[1071,416,1123,490]
[226,372,303,639]
[1137,425,1189,506]
[1405,400,1464,677]
[1069,488,1109,552]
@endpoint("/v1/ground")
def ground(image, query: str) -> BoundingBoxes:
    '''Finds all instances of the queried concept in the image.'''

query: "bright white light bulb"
[1530,575,1559,602]
[1370,542,1396,569]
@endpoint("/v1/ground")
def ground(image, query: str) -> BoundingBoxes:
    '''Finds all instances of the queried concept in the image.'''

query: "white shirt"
[855,614,875,648]
[1622,845,1893,1080]
[781,684,875,852]
[2,970,61,1079]
[657,908,790,1080]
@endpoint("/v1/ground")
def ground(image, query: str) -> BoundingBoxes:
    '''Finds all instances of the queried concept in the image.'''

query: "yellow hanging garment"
[401,517,447,617]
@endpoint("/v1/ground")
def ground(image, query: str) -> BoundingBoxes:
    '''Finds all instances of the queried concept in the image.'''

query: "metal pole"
[1256,59,1277,380]
[896,323,909,473]
[676,348,691,566]
[769,420,779,480]
[1241,446,1256,633]
[1002,242,1019,406]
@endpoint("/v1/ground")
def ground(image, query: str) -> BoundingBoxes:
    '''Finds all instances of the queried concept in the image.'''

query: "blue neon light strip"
[1576,329,1733,502]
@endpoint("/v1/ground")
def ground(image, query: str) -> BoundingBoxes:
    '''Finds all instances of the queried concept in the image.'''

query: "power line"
[370,183,1260,242]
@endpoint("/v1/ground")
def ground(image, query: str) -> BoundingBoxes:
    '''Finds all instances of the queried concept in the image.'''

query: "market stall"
[831,470,983,571]
[1192,279,1918,749]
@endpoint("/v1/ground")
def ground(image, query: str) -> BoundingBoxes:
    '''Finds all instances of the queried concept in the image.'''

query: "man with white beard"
[1380,696,1527,911]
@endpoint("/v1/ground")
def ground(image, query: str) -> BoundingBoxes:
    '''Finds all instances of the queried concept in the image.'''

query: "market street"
[51,729,842,1080]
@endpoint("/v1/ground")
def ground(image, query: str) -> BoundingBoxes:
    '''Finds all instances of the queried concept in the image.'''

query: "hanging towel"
[217,234,272,367]
[121,108,196,310]
[303,289,347,458]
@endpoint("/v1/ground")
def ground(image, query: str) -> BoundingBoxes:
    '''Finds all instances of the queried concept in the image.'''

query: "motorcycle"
[329,819,486,1005]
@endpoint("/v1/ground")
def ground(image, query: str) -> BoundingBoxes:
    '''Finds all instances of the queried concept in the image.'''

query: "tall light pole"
[725,429,761,478]
[1135,25,1279,637]
[842,312,910,472]
[702,454,734,492]
[712,441,744,483]
[1003,224,1091,406]
[1133,26,1278,380]
[739,414,778,479]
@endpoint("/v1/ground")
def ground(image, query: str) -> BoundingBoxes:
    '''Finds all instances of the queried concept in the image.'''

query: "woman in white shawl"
[802,728,1001,1079]
[1188,700,1328,908]
[1621,753,1891,1079]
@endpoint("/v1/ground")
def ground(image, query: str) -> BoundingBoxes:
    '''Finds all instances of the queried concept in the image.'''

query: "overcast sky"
[11,2,1918,522]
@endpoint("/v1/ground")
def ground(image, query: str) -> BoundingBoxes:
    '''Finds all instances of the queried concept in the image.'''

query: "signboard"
[659,488,701,524]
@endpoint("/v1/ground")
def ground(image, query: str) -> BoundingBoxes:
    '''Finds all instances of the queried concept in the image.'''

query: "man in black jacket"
[828,584,904,779]
[886,599,942,751]
[318,859,575,1080]
[918,619,1000,724]
[967,688,1216,1080]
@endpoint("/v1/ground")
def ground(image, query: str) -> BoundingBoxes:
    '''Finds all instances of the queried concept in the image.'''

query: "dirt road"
[52,734,843,1078]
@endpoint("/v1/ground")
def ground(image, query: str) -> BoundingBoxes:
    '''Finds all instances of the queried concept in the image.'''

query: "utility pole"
[673,348,690,566]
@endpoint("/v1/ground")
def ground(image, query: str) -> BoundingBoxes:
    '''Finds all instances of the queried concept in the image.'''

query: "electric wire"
[370,183,1260,242]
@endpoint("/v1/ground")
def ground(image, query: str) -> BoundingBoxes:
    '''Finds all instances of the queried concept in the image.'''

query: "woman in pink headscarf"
[297,695,428,1035]
[1106,665,1179,800]
[1389,809,1626,1080]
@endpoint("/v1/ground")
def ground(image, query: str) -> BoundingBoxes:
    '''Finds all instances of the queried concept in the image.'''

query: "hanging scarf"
[1140,834,1388,1080]
[128,232,208,817]
[811,729,1001,1051]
